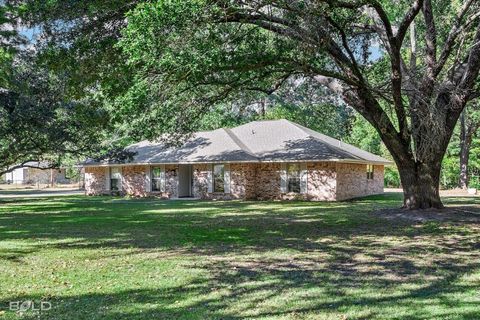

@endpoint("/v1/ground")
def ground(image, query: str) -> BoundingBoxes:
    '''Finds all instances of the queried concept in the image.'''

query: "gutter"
[80,158,394,168]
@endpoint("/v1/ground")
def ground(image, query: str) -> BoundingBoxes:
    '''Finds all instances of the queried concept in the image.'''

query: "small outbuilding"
[2,161,70,185]
[82,119,392,201]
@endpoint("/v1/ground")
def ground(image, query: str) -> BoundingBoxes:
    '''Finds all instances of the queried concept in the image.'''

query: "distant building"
[2,161,70,185]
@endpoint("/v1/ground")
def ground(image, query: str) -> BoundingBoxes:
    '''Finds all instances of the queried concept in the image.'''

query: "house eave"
[80,158,393,167]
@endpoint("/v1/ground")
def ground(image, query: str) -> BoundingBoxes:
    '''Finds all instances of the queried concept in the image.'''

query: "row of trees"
[1,0,480,209]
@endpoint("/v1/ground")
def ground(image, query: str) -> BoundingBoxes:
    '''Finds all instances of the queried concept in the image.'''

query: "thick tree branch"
[325,16,362,76]
[221,10,363,84]
[422,0,437,89]
[395,0,423,46]
[459,25,480,94]
[314,75,411,163]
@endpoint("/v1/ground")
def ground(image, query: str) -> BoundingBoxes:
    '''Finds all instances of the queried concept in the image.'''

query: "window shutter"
[105,167,110,191]
[207,164,213,193]
[300,163,308,194]
[224,164,231,194]
[145,166,151,192]
[280,163,287,193]
[160,164,166,192]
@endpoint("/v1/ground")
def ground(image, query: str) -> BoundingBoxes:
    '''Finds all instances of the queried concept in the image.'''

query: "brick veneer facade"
[165,165,179,198]
[85,167,107,195]
[307,162,337,201]
[336,163,384,200]
[85,162,384,200]
[122,165,147,197]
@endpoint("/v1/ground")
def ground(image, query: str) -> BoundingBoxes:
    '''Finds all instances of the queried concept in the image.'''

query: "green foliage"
[440,101,480,189]
[12,0,135,99]
[441,156,460,189]
[262,102,351,139]
[345,115,382,155]
[197,104,250,131]
[0,48,14,88]
[469,175,480,189]
[114,0,333,138]
[0,62,110,174]
[384,166,400,188]
[7,0,480,194]
[197,78,354,138]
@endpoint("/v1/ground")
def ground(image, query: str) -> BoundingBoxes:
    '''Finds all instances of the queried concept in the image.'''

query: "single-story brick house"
[83,119,392,201]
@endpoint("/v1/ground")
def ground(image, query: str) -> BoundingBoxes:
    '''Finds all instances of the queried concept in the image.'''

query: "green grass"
[0,194,479,319]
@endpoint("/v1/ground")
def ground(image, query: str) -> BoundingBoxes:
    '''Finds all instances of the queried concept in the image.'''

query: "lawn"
[0,194,479,319]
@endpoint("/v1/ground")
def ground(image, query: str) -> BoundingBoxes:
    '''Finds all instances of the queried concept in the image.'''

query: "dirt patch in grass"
[374,205,480,222]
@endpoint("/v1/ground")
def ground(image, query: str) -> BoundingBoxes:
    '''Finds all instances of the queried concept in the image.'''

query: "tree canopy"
[0,2,111,174]
[5,0,480,209]
[117,0,480,208]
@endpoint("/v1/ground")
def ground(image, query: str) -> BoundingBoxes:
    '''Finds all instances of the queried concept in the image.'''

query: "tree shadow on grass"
[0,194,480,319]
[2,245,480,320]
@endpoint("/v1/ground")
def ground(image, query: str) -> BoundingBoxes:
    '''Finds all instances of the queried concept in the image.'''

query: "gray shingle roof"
[83,119,392,166]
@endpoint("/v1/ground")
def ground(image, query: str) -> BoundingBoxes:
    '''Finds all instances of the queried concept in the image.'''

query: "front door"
[178,165,192,197]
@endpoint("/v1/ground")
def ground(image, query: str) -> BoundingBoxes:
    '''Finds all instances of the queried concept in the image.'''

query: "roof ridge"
[222,128,259,159]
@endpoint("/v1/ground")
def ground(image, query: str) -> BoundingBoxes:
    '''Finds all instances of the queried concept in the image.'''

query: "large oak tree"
[118,0,480,209]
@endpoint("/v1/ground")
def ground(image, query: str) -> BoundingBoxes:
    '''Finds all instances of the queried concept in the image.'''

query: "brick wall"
[234,163,257,199]
[190,162,336,201]
[165,165,178,198]
[307,162,337,201]
[192,164,209,198]
[85,165,179,198]
[336,163,384,200]
[85,167,106,195]
[122,166,147,197]
[192,163,257,200]
[255,163,282,200]
[85,162,384,200]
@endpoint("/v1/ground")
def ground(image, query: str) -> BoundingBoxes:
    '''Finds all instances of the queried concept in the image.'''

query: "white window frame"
[287,163,301,193]
[367,164,374,180]
[110,167,122,191]
[281,162,307,194]
[151,165,166,192]
[213,164,225,193]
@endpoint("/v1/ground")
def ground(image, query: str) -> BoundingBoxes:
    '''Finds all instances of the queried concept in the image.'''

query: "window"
[151,167,163,191]
[213,164,225,193]
[287,163,301,193]
[367,164,374,180]
[110,167,122,191]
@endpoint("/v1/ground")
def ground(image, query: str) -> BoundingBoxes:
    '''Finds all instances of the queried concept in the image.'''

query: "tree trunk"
[459,140,471,190]
[398,160,444,209]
